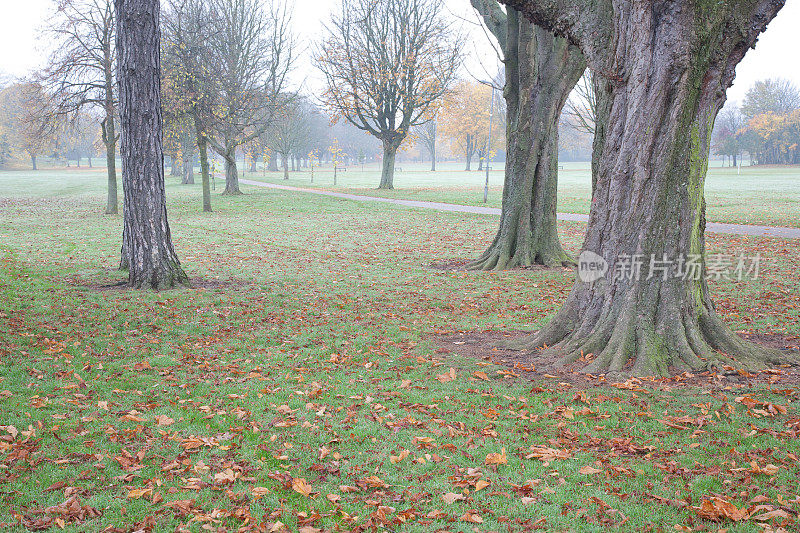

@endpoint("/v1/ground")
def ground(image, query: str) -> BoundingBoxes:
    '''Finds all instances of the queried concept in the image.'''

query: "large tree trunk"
[116,0,188,290]
[502,0,792,376]
[30,154,37,170]
[469,13,584,270]
[379,138,400,189]
[268,153,278,171]
[222,146,241,195]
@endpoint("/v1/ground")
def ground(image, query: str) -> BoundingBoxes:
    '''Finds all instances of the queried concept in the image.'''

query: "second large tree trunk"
[116,0,188,290]
[379,138,400,189]
[469,11,584,270]
[507,0,792,376]
[222,146,241,195]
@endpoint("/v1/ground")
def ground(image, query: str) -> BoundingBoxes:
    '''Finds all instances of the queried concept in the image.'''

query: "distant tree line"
[714,78,800,166]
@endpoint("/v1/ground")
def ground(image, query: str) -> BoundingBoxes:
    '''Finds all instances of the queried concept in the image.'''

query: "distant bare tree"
[562,71,596,135]
[162,0,219,212]
[263,95,314,179]
[416,121,438,171]
[317,0,461,189]
[201,0,296,195]
[38,0,119,213]
[713,103,746,166]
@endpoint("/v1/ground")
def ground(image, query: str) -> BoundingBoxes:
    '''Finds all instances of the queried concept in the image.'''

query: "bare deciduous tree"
[39,0,119,214]
[202,0,295,195]
[416,120,438,171]
[263,94,314,179]
[562,71,596,136]
[162,0,218,212]
[317,0,460,189]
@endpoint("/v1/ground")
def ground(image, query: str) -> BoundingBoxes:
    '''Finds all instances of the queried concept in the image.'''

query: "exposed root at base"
[511,312,800,377]
[466,246,575,271]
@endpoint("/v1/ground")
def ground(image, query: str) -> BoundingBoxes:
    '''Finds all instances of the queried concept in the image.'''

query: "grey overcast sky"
[1,0,798,104]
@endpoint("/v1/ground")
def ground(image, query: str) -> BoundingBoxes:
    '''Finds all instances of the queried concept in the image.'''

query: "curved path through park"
[240,179,800,240]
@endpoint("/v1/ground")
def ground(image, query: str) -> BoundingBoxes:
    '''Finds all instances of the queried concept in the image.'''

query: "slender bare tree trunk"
[195,119,212,213]
[116,0,188,289]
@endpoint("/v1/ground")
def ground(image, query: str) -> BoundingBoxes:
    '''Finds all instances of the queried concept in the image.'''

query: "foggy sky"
[1,0,799,105]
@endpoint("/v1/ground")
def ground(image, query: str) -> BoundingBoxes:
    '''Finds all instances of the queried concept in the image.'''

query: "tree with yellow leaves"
[438,81,503,171]
[317,0,460,189]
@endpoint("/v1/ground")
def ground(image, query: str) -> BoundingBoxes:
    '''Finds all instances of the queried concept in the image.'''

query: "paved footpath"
[241,179,800,240]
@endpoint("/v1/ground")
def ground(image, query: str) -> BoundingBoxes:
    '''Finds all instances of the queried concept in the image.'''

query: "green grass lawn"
[247,160,800,228]
[0,169,799,532]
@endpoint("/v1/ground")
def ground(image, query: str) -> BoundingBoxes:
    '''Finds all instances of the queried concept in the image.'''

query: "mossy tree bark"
[115,0,188,290]
[500,0,794,375]
[468,2,584,270]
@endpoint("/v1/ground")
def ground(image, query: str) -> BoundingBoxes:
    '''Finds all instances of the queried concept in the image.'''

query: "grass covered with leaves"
[1,169,799,532]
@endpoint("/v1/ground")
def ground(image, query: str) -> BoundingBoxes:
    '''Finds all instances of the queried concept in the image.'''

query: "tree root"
[467,240,574,271]
[509,301,799,377]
